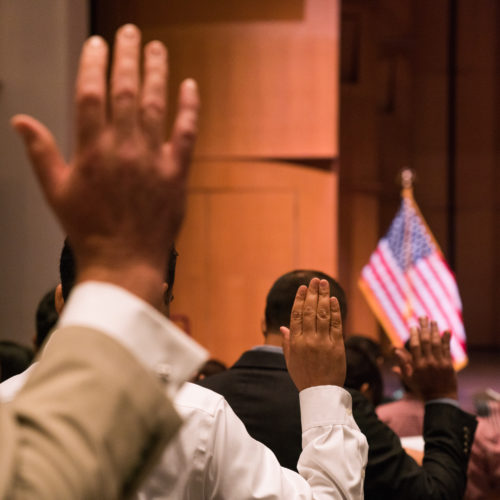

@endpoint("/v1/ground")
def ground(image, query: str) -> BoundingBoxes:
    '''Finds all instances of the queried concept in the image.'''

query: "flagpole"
[400,167,415,200]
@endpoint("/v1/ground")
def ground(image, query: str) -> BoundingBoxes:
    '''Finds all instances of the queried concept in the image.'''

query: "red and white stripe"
[360,240,467,366]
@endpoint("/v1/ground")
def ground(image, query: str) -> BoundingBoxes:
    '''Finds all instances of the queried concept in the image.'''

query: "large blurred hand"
[281,278,346,392]
[12,25,199,307]
[394,317,458,401]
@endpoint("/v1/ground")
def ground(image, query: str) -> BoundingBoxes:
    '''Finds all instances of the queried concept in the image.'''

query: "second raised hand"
[281,278,346,392]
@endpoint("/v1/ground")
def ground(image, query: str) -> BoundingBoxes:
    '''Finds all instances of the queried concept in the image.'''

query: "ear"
[54,283,64,315]
[261,317,267,336]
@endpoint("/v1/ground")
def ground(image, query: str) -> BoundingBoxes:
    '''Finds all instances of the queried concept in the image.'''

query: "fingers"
[75,35,108,150]
[111,24,141,138]
[408,325,421,360]
[393,347,414,379]
[329,296,342,342]
[280,326,291,361]
[430,320,442,360]
[289,285,307,338]
[169,79,200,177]
[141,41,168,149]
[441,330,452,361]
[302,278,320,335]
[316,279,331,337]
[419,317,431,358]
[11,115,66,204]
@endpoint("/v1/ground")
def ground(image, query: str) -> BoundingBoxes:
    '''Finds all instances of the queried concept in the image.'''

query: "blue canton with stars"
[383,198,435,271]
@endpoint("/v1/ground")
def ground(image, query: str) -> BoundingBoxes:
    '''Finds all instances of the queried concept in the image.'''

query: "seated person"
[201,270,478,499]
[378,343,499,500]
[466,399,500,499]
[1,23,207,498]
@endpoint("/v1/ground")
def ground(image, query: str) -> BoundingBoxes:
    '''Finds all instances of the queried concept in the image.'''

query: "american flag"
[358,191,468,369]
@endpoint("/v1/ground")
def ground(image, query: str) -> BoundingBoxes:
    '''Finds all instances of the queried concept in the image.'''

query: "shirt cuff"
[299,385,355,430]
[56,281,208,397]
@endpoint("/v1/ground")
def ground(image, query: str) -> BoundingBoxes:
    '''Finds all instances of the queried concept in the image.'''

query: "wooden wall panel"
[455,1,498,346]
[92,0,340,158]
[172,160,337,364]
[92,1,341,362]
[340,0,500,349]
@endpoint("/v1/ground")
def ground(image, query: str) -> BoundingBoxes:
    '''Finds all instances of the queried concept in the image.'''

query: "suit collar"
[232,349,287,371]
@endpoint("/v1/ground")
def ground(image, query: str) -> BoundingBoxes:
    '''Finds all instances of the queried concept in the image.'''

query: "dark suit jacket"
[198,349,302,471]
[200,349,478,499]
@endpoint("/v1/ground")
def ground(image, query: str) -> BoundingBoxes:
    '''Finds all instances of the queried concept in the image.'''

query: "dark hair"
[35,287,59,349]
[264,269,347,333]
[60,239,76,301]
[193,359,227,382]
[345,335,382,364]
[0,341,34,383]
[344,344,384,406]
[60,238,178,298]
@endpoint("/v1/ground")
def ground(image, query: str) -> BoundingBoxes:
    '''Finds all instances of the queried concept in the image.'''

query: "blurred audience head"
[344,343,384,406]
[192,359,227,382]
[0,341,34,383]
[346,335,384,367]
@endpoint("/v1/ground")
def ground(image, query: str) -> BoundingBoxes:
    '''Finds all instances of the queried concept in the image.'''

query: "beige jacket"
[0,326,181,500]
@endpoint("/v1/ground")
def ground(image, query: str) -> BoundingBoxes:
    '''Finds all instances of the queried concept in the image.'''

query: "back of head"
[0,341,34,382]
[345,344,384,406]
[345,335,383,366]
[60,238,178,300]
[35,287,59,349]
[264,269,347,333]
[192,358,227,382]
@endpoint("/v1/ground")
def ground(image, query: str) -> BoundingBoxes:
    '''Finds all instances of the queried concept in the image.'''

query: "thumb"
[11,114,67,204]
[393,348,413,379]
[280,326,291,363]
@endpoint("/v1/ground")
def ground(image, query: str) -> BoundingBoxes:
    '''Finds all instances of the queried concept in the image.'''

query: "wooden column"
[93,0,341,363]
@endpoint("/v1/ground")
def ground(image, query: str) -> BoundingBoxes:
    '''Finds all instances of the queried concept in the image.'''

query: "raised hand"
[280,278,346,392]
[11,25,199,307]
[394,317,458,401]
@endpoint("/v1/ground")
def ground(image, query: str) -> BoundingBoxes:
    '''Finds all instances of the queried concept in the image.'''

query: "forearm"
[206,388,366,500]
[298,386,368,499]
[361,396,477,500]
[420,403,477,499]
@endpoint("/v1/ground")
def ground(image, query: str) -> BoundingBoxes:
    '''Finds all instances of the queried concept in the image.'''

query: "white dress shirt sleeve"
[206,385,367,499]
[56,281,208,396]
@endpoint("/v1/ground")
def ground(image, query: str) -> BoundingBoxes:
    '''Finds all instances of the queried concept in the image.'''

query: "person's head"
[0,341,34,383]
[264,269,347,337]
[345,335,384,368]
[344,344,384,406]
[56,238,178,316]
[34,287,59,350]
[192,359,227,382]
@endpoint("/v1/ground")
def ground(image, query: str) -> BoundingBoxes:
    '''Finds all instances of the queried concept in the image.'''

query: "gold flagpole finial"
[400,168,415,198]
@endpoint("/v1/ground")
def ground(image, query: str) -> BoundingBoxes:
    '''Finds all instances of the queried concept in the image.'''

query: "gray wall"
[0,0,88,344]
